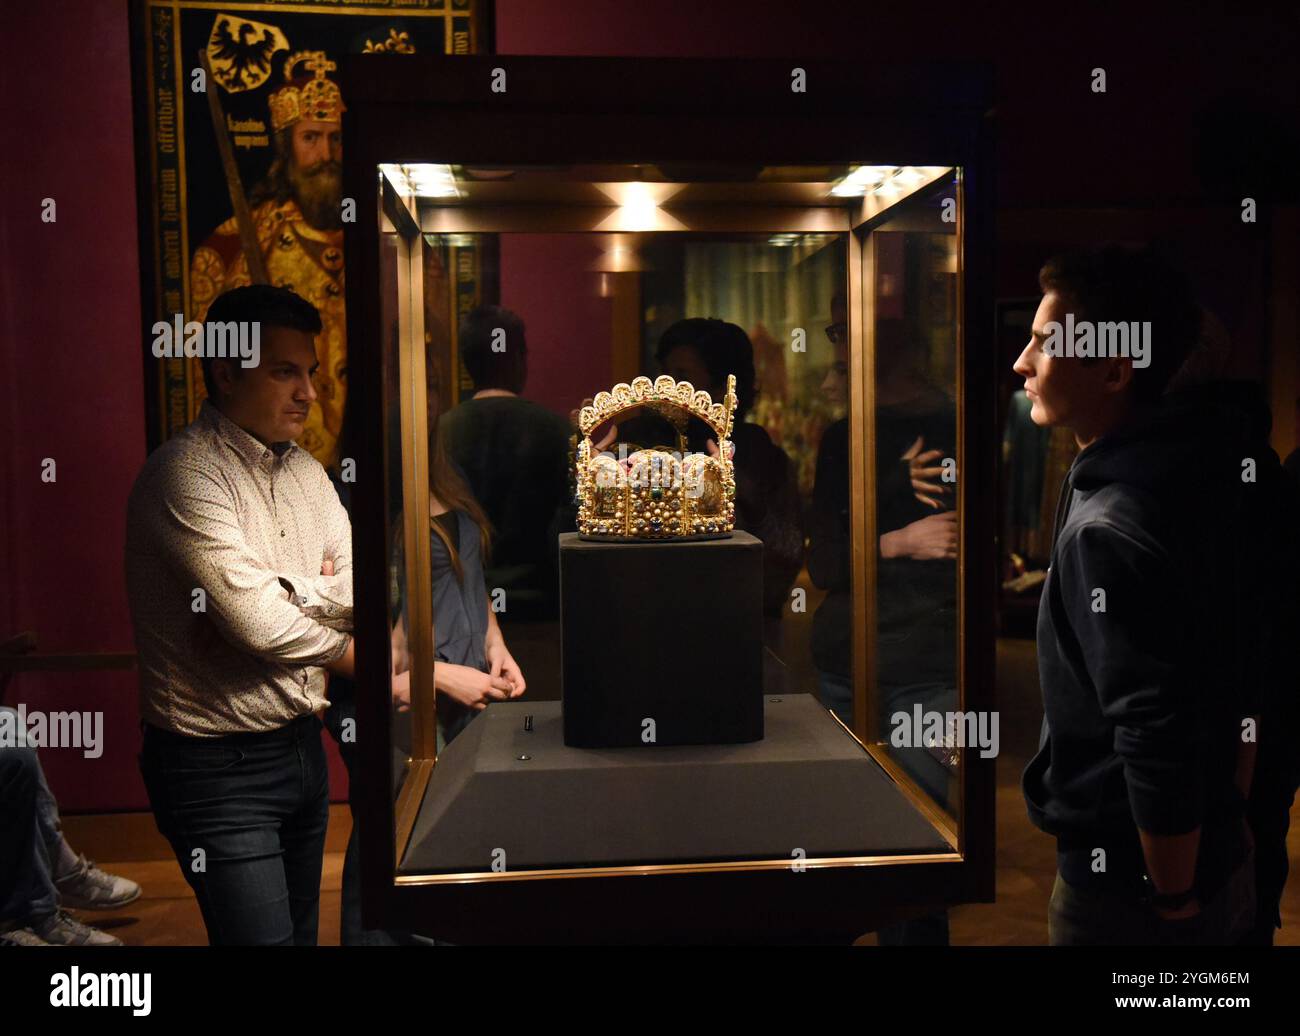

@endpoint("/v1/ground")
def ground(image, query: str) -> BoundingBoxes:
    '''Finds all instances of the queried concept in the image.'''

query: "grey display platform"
[399,694,951,874]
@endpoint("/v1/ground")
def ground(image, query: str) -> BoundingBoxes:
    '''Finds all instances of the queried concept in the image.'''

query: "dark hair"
[655,318,757,419]
[1038,245,1202,404]
[459,305,527,393]
[201,285,322,400]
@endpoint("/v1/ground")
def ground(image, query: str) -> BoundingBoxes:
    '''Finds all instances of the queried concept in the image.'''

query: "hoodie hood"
[1073,380,1271,493]
[1048,380,1273,547]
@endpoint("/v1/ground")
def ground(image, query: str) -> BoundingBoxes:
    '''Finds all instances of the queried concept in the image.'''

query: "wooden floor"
[61,639,1300,946]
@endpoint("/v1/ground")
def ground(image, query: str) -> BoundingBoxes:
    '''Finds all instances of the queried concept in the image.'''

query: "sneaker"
[55,854,142,911]
[31,910,123,947]
[0,925,52,946]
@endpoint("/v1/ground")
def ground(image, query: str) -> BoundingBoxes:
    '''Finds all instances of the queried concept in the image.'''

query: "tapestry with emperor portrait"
[131,0,494,465]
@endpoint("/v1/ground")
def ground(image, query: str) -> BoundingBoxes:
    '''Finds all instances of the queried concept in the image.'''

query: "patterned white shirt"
[126,401,352,736]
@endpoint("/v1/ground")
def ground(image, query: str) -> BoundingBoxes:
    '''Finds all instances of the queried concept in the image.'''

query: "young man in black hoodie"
[1014,245,1295,945]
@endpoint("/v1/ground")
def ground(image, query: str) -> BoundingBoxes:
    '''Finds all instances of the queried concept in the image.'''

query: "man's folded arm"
[279,464,356,630]
[278,572,353,631]
[152,463,351,665]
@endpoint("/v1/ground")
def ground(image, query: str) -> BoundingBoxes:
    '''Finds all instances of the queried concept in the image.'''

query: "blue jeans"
[0,705,65,923]
[139,714,329,946]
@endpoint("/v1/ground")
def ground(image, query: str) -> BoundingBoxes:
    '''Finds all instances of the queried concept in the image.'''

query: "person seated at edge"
[0,703,142,946]
[125,284,359,946]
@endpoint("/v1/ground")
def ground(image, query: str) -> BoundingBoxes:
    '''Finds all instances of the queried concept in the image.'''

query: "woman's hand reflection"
[706,438,736,461]
[901,435,952,509]
[880,511,958,561]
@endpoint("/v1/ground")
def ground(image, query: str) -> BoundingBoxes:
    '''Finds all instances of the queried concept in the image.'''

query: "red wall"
[499,235,613,416]
[2,1,149,810]
[3,1,1295,813]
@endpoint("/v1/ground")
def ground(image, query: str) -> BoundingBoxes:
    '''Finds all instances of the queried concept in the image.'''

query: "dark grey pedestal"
[399,695,950,875]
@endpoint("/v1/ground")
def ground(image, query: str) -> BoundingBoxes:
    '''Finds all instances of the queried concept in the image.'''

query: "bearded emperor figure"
[189,51,347,466]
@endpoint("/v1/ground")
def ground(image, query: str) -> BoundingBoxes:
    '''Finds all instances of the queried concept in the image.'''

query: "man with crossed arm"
[126,285,355,945]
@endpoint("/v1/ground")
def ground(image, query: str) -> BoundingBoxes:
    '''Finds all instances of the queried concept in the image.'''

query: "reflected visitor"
[439,305,571,621]
[808,291,957,946]
[653,318,804,625]
[808,301,852,726]
[809,293,959,762]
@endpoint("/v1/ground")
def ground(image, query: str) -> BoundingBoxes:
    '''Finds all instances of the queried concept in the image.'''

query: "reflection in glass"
[808,288,854,728]
[374,162,964,879]
[405,224,962,812]
[870,179,961,816]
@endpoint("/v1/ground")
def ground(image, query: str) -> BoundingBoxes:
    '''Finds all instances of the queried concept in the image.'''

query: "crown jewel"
[268,51,346,132]
[577,375,738,539]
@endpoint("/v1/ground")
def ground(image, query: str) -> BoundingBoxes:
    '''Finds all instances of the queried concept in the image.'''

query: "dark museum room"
[0,0,1297,1017]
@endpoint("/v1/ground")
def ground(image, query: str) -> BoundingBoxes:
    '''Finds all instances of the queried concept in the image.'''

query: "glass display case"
[343,56,995,942]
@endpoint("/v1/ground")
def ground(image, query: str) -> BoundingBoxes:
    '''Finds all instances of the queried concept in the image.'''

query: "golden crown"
[577,375,738,539]
[269,51,345,132]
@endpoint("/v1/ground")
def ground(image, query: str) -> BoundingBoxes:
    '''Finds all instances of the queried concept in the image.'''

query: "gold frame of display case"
[343,55,995,943]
